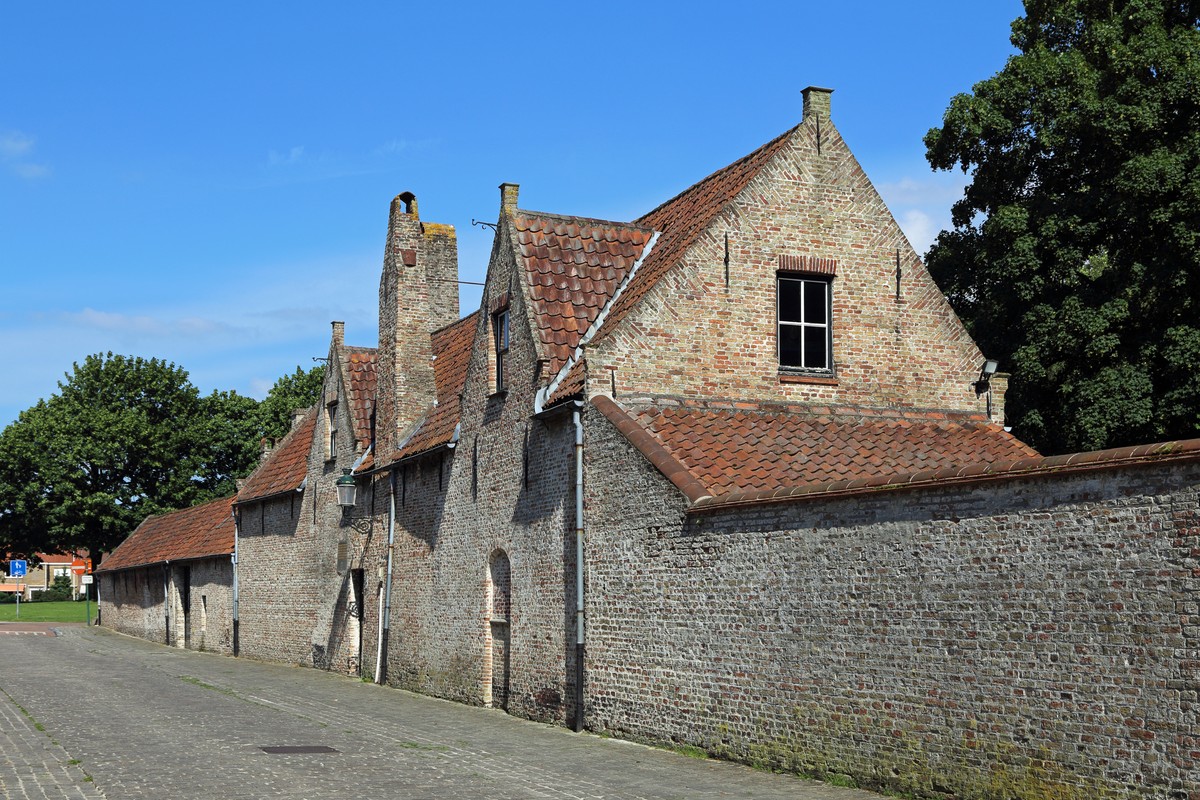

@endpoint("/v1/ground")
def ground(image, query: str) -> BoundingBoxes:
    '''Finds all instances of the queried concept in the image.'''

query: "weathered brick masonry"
[98,496,235,654]
[585,406,1200,800]
[96,85,1199,800]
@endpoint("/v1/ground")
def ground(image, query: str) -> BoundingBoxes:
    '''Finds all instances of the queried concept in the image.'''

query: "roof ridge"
[635,124,799,224]
[589,124,801,345]
[514,209,654,231]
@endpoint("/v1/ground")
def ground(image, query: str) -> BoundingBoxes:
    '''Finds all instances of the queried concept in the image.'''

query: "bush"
[39,574,75,602]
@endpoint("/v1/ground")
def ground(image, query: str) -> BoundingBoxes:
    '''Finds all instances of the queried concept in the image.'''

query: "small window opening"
[492,309,510,393]
[325,400,338,460]
[778,275,832,372]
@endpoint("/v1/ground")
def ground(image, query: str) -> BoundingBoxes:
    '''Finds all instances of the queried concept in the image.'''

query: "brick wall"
[590,109,1000,421]
[99,567,168,645]
[584,407,1199,800]
[354,213,581,722]
[99,558,233,654]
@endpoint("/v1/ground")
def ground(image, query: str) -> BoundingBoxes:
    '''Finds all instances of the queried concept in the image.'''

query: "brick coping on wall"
[590,394,1200,513]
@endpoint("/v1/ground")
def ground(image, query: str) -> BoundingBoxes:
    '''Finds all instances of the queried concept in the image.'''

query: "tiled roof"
[97,495,234,572]
[237,407,317,503]
[393,312,478,461]
[546,359,587,406]
[692,437,1200,513]
[591,126,797,342]
[513,213,653,378]
[600,397,1038,497]
[344,346,377,448]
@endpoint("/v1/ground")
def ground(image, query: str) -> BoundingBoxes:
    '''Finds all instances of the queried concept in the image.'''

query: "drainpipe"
[376,469,397,684]
[231,507,240,657]
[572,401,586,732]
[163,561,171,646]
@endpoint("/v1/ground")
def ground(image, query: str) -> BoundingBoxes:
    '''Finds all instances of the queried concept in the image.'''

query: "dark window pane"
[803,280,827,324]
[803,326,827,369]
[779,324,802,367]
[778,279,802,322]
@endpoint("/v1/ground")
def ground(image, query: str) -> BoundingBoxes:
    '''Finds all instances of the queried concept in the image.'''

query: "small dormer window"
[493,308,510,392]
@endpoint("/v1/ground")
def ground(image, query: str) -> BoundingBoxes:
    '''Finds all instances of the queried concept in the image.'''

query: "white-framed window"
[778,275,832,372]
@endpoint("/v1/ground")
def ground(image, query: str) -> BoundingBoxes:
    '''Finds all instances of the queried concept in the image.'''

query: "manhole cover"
[260,745,339,754]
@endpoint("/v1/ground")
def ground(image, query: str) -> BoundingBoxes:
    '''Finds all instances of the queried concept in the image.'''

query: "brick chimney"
[802,86,833,121]
[375,191,460,459]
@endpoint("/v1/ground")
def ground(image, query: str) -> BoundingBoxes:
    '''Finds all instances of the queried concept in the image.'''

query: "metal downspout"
[376,469,397,684]
[163,561,171,646]
[232,508,240,657]
[573,403,586,732]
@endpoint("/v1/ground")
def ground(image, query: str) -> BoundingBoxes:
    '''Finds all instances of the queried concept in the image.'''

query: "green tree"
[258,364,324,441]
[0,354,208,565]
[924,0,1200,454]
[0,356,327,563]
[194,389,264,498]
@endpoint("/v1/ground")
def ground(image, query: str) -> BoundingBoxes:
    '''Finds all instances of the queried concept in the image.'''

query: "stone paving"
[0,626,883,800]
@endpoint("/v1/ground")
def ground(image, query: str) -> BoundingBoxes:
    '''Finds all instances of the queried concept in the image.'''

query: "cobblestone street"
[0,624,880,800]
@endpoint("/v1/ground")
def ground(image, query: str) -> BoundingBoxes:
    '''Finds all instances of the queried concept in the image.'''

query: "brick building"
[96,495,235,652]
[109,87,1199,798]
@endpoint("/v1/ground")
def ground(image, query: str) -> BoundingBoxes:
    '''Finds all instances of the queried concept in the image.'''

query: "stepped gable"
[614,398,1038,496]
[344,346,377,449]
[97,495,235,572]
[394,311,478,461]
[589,126,797,343]
[237,407,317,502]
[513,212,653,378]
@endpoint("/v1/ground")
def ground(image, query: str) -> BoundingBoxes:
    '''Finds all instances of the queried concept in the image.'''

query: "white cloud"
[0,130,50,179]
[896,209,941,256]
[60,308,246,340]
[374,138,410,155]
[0,132,34,158]
[877,176,964,206]
[267,146,305,166]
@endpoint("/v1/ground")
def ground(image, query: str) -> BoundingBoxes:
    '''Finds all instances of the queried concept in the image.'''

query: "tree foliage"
[0,354,209,564]
[0,356,324,564]
[258,364,324,442]
[924,0,1200,454]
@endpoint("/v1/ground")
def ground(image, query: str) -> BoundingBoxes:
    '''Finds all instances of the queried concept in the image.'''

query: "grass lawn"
[0,600,95,623]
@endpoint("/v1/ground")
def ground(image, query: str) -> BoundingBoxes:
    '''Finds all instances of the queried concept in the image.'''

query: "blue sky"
[1,2,1023,428]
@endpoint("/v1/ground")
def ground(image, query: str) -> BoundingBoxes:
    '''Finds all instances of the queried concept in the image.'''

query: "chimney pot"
[394,191,418,218]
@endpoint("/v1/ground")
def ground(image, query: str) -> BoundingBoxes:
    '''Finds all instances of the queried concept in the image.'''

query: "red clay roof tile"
[237,407,317,502]
[608,398,1038,496]
[343,347,377,449]
[591,126,798,343]
[393,312,478,461]
[513,213,653,378]
[97,495,235,572]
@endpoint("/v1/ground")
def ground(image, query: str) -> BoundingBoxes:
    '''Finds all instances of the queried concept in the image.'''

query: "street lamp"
[335,469,358,509]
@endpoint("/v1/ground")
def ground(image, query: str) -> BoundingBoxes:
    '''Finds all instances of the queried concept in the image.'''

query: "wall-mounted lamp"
[973,359,999,396]
[335,468,358,509]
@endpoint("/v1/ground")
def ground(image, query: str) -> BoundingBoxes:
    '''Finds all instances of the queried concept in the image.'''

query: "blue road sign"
[9,560,27,578]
